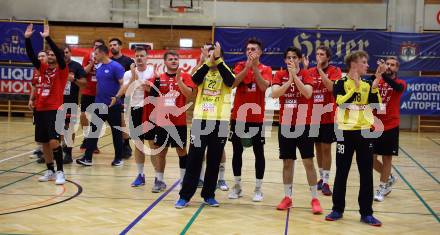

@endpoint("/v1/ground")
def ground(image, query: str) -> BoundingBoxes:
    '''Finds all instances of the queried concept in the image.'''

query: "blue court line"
[399,146,440,185]
[180,203,206,235]
[392,165,440,223]
[284,208,291,235]
[120,179,180,235]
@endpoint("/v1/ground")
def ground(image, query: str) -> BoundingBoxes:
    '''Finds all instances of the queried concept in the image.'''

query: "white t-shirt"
[123,66,154,107]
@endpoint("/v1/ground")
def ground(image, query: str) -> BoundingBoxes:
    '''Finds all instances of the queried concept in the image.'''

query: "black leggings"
[332,130,374,216]
[230,121,265,180]
[179,120,229,201]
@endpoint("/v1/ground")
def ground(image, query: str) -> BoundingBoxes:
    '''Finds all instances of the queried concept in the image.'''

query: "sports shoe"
[38,170,55,182]
[33,149,43,155]
[151,178,166,193]
[55,171,66,185]
[175,199,189,209]
[63,152,73,164]
[386,174,397,196]
[111,159,124,167]
[325,211,343,221]
[276,196,292,210]
[131,174,145,187]
[321,183,333,196]
[374,185,386,202]
[204,198,220,207]
[360,215,382,227]
[228,184,243,199]
[197,179,204,188]
[76,157,93,166]
[122,144,132,159]
[252,189,264,202]
[311,198,323,214]
[317,179,323,190]
[217,180,229,191]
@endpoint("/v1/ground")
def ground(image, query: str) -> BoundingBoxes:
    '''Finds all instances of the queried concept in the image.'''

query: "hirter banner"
[0,21,44,63]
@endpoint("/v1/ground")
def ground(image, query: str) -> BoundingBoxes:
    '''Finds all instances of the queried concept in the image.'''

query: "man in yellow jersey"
[176,42,235,208]
[325,51,383,227]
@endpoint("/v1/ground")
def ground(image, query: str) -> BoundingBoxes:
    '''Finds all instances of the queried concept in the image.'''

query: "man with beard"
[25,23,68,184]
[109,38,135,159]
[372,56,406,202]
[61,46,87,163]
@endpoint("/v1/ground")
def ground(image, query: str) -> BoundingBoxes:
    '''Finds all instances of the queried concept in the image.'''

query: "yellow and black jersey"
[333,76,381,130]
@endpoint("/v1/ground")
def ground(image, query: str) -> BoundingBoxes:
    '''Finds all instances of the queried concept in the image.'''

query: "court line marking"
[392,165,440,223]
[0,185,66,212]
[284,208,291,235]
[0,130,110,164]
[427,136,440,147]
[180,203,205,235]
[119,179,180,235]
[399,146,440,185]
[0,134,33,145]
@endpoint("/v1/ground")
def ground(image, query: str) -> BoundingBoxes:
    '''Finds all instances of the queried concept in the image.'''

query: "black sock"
[66,147,73,155]
[46,162,55,172]
[53,146,63,172]
[179,155,188,169]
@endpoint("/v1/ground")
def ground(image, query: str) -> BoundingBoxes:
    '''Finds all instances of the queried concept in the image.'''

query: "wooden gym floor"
[0,117,439,235]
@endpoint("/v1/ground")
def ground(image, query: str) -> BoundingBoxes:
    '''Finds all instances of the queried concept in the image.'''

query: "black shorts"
[153,125,187,148]
[312,123,337,144]
[228,120,265,145]
[34,110,61,143]
[80,95,95,112]
[129,106,145,139]
[278,125,315,160]
[374,127,399,156]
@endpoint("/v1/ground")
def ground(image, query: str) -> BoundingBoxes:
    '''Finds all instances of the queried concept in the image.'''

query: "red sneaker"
[311,198,323,214]
[94,148,100,154]
[276,196,292,210]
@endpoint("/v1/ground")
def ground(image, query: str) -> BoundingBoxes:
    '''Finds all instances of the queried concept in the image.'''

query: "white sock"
[199,163,205,181]
[218,162,225,180]
[136,163,144,175]
[156,172,164,182]
[284,184,292,197]
[180,168,186,181]
[319,168,323,179]
[380,181,387,188]
[322,170,330,184]
[234,176,242,186]
[310,185,318,199]
[256,179,263,190]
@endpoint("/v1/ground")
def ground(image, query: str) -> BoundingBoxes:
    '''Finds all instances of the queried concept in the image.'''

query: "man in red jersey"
[25,24,68,185]
[306,45,342,196]
[30,50,48,163]
[271,47,322,214]
[372,56,406,202]
[228,38,272,202]
[79,39,105,153]
[145,51,196,193]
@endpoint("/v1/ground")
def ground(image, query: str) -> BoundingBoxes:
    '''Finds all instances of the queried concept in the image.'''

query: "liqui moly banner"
[0,65,34,94]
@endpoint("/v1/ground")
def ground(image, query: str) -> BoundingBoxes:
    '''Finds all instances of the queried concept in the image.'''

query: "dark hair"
[109,38,122,45]
[344,50,369,70]
[134,46,148,54]
[246,37,263,50]
[317,45,332,58]
[385,56,400,67]
[207,44,224,57]
[62,45,71,52]
[163,50,179,60]
[283,47,302,59]
[93,39,105,45]
[95,44,109,54]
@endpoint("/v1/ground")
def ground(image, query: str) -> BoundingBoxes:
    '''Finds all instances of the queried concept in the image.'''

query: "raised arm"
[24,24,40,69]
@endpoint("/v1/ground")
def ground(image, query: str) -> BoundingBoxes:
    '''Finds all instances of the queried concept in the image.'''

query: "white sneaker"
[55,171,66,185]
[386,174,397,196]
[252,189,264,202]
[374,185,386,202]
[38,170,55,182]
[228,184,243,199]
